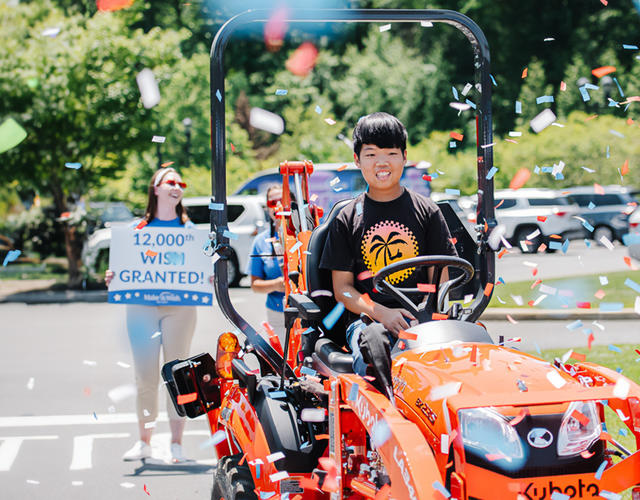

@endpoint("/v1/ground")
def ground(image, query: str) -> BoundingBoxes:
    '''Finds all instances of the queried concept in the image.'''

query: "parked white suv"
[493,189,583,253]
[82,195,267,287]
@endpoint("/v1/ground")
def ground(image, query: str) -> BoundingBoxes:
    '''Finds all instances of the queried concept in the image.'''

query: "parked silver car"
[82,195,267,287]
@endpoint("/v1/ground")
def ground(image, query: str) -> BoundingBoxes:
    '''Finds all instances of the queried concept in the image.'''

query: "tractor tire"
[211,454,258,500]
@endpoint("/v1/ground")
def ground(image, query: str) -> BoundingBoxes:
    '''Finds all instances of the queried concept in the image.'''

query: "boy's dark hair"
[352,112,408,157]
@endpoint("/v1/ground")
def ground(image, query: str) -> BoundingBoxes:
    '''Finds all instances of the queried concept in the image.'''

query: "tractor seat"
[313,338,354,375]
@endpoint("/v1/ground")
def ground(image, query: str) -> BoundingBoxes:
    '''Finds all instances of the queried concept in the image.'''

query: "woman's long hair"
[143,167,189,224]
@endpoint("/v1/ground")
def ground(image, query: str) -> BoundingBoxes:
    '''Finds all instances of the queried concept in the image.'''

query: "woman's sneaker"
[170,443,190,463]
[122,441,151,461]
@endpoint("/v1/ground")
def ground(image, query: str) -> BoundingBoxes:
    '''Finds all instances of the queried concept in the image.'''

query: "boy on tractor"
[319,112,457,379]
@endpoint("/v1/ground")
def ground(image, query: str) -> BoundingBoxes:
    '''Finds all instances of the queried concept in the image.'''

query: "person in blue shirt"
[106,167,197,464]
[246,185,286,345]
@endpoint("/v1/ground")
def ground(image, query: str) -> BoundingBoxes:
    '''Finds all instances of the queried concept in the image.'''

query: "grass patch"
[489,270,640,308]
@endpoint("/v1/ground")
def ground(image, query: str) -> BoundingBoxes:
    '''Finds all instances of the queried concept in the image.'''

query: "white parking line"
[0,435,59,471]
[69,433,130,470]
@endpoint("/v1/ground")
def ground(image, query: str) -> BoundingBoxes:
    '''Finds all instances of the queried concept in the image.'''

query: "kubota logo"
[354,393,378,430]
[393,446,417,500]
[522,479,599,499]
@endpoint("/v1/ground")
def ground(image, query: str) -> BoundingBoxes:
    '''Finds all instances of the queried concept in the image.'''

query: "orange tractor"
[162,9,640,500]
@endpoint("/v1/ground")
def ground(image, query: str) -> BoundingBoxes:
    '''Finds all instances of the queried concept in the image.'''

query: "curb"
[482,308,638,321]
[0,290,108,304]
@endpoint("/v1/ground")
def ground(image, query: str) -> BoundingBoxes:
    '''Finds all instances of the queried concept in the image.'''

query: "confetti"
[348,383,359,402]
[546,370,566,389]
[267,451,285,463]
[613,377,630,399]
[200,430,226,449]
[249,107,284,135]
[417,283,436,293]
[286,42,318,77]
[144,484,151,496]
[65,162,82,169]
[177,392,198,405]
[322,302,345,330]
[515,101,522,113]
[324,118,336,125]
[536,95,554,104]
[624,278,640,294]
[530,109,557,133]
[275,89,288,95]
[0,118,28,153]
[398,330,418,340]
[379,23,391,32]
[600,302,623,311]
[152,136,165,143]
[598,235,614,250]
[445,188,460,196]
[2,249,21,267]
[592,66,616,78]
[450,102,471,111]
[120,482,135,488]
[116,361,130,368]
[301,408,325,422]
[450,132,464,141]
[97,0,133,11]
[521,67,528,78]
[136,69,160,109]
[151,331,161,339]
[270,471,289,482]
[595,460,607,480]
[371,420,391,447]
[430,382,461,400]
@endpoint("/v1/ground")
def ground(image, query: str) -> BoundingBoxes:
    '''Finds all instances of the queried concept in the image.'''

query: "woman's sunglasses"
[266,198,282,208]
[162,179,187,189]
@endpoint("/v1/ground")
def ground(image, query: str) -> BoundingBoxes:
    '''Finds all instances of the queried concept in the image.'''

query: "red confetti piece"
[135,220,148,230]
[398,330,417,340]
[509,168,531,190]
[530,279,542,289]
[315,434,329,440]
[397,340,406,350]
[361,293,374,308]
[177,392,198,405]
[498,248,508,259]
[571,409,590,426]
[549,234,562,239]
[432,313,449,320]
[357,270,373,281]
[537,243,548,252]
[592,66,616,78]
[96,0,133,11]
[484,282,494,296]
[486,452,507,462]
[299,476,319,490]
[560,81,567,91]
[262,321,276,338]
[494,199,505,209]
[230,142,236,153]
[286,42,318,77]
[422,174,432,181]
[450,131,464,141]
[143,484,151,496]
[621,159,629,176]
[537,216,547,222]
[337,164,348,171]
[594,183,605,195]
[160,161,174,167]
[238,453,247,466]
[510,408,530,426]
[600,0,608,5]
[595,289,606,299]
[470,345,478,364]
[449,237,457,245]
[527,300,535,307]
[60,211,71,218]
[581,450,595,459]
[577,302,591,309]
[521,67,528,78]
[624,256,634,268]
[264,7,288,51]
[417,283,436,293]
[506,314,518,324]
[145,249,158,257]
[588,333,595,350]
[570,351,586,362]
[532,268,538,276]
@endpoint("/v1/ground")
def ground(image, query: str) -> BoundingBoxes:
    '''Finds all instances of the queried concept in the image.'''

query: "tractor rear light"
[557,401,601,457]
[632,486,640,500]
[628,398,640,433]
[553,210,567,217]
[449,472,465,500]
[216,332,240,379]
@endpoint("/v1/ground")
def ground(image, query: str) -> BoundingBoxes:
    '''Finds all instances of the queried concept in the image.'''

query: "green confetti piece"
[0,118,27,154]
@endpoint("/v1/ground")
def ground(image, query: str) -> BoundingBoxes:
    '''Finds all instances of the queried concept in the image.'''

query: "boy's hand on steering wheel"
[375,304,416,336]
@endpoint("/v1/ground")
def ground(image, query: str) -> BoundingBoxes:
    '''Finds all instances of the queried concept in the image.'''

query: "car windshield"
[569,193,628,207]
[528,197,569,206]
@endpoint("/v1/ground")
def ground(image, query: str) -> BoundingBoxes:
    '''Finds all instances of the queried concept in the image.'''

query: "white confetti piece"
[136,68,161,109]
[532,294,547,306]
[289,241,303,253]
[420,20,433,27]
[461,83,473,96]
[450,102,472,111]
[616,409,629,421]
[301,408,325,422]
[539,284,557,295]
[26,479,40,485]
[27,377,35,390]
[107,384,136,403]
[530,108,556,133]
[379,23,391,32]
[511,295,523,306]
[371,420,391,447]
[270,471,289,482]
[429,382,462,400]
[249,107,284,135]
[613,377,630,399]
[267,451,285,463]
[634,296,640,316]
[599,276,608,285]
[464,294,473,304]
[151,136,165,143]
[200,430,226,449]
[71,481,83,486]
[440,434,450,454]
[82,360,97,366]
[151,331,161,339]
[116,361,131,368]
[144,421,156,429]
[599,235,614,250]
[526,228,541,240]
[120,482,135,488]
[546,370,566,389]
[324,117,336,125]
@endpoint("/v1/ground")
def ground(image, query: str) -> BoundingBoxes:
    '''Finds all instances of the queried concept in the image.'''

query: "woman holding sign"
[106,167,196,464]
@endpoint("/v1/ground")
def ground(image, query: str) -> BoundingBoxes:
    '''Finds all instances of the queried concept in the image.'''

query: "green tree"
[0,1,186,286]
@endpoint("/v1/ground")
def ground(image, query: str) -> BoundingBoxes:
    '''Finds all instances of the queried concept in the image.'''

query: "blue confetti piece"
[616,367,623,373]
[355,202,362,216]
[486,166,498,180]
[555,172,564,180]
[430,172,439,179]
[322,302,345,330]
[623,44,638,49]
[517,379,528,392]
[599,491,621,500]
[551,492,570,500]
[584,239,592,248]
[497,276,505,285]
[93,412,98,420]
[315,105,322,114]
[534,165,540,174]
[65,162,82,169]
[445,188,460,196]
[348,383,358,402]
[588,201,596,210]
[585,83,599,90]
[582,220,594,232]
[255,463,261,479]
[2,249,21,267]
[608,344,622,353]
[536,95,554,104]
[216,89,222,102]
[579,86,591,102]
[624,278,640,294]
[490,74,497,86]
[269,391,287,399]
[613,77,624,97]
[606,145,610,158]
[541,166,553,173]
[300,366,317,376]
[302,327,315,335]
[449,141,457,148]
[609,129,625,138]
[561,239,569,254]
[432,481,451,499]
[549,241,562,250]
[222,229,238,240]
[275,89,288,95]
[600,302,624,312]
[619,428,629,437]
[566,320,583,331]
[515,101,522,114]
[595,460,607,480]
[465,98,476,109]
[535,342,542,355]
[208,202,224,211]
[451,86,459,100]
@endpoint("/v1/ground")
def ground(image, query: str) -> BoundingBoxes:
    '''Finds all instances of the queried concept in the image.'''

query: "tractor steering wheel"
[371,255,474,323]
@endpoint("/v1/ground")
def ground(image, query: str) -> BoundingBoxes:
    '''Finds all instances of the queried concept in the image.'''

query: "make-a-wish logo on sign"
[108,227,212,306]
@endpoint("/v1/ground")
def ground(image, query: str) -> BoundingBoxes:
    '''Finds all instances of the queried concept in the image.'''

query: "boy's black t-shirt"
[319,188,457,326]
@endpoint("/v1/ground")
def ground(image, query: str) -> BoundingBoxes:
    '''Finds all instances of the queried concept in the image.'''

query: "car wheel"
[211,453,257,500]
[514,227,542,254]
[593,225,614,245]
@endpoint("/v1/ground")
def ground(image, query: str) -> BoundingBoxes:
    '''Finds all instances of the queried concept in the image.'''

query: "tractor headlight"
[459,408,525,467]
[557,401,601,457]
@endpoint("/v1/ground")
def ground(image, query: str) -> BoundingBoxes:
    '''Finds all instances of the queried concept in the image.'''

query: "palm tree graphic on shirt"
[370,231,406,266]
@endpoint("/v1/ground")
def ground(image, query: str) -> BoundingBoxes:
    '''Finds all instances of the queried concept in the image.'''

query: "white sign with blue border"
[108,226,213,306]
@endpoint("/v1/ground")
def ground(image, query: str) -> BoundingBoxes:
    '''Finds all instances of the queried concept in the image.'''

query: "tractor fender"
[338,374,444,500]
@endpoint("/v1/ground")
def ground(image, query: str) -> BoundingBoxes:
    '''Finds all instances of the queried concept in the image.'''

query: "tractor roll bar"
[210,9,496,375]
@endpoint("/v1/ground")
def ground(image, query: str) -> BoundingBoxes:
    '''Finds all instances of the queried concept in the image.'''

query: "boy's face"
[355,144,406,195]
